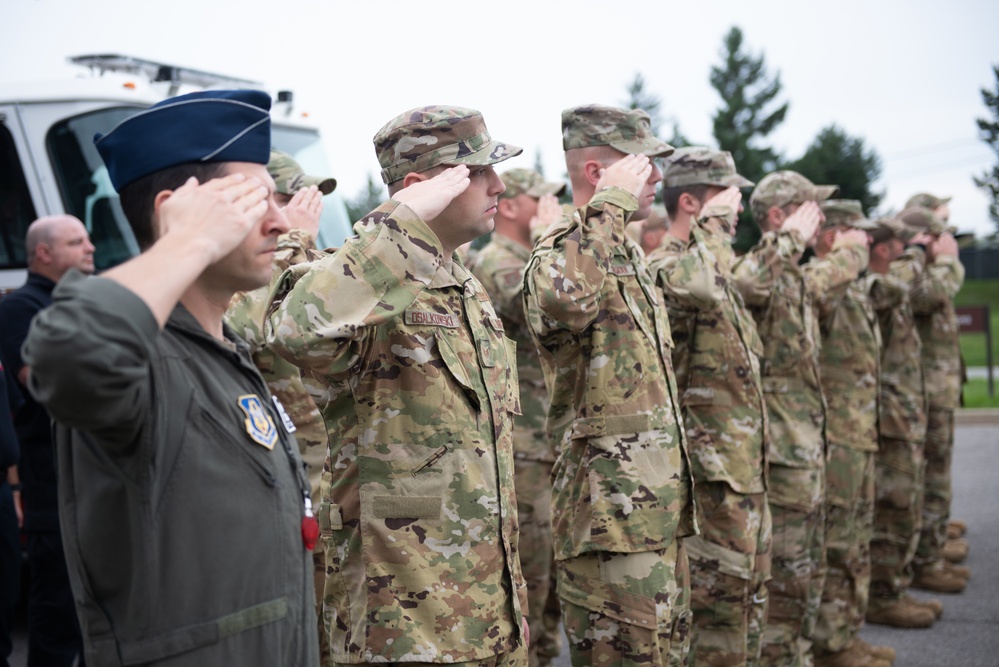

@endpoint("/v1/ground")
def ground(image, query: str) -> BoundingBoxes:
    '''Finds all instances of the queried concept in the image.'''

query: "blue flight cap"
[95,89,272,191]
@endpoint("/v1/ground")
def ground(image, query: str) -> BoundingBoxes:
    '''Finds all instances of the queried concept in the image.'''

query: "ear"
[766,205,785,230]
[34,242,53,264]
[582,160,603,187]
[678,192,701,216]
[401,171,429,190]
[497,197,516,219]
[151,189,176,241]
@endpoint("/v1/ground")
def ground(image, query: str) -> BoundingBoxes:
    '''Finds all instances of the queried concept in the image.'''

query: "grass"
[955,279,999,368]
[962,378,999,408]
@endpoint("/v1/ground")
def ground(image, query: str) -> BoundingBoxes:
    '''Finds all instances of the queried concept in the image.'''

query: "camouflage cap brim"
[609,137,675,158]
[291,174,337,195]
[722,173,755,188]
[815,185,838,201]
[445,139,523,168]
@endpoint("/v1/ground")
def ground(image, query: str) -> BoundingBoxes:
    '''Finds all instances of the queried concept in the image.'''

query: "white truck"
[0,54,353,293]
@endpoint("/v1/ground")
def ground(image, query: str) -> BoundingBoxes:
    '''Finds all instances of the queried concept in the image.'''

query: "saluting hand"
[283,185,324,241]
[832,228,870,249]
[595,153,653,201]
[530,194,563,233]
[781,201,822,243]
[158,173,269,263]
[393,165,471,223]
[700,186,743,234]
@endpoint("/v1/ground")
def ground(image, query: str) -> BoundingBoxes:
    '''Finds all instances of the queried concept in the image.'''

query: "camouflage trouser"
[685,482,771,667]
[869,437,925,605]
[914,407,954,570]
[558,541,691,666]
[537,565,563,665]
[315,548,332,666]
[761,465,825,667]
[513,457,561,667]
[813,445,875,655]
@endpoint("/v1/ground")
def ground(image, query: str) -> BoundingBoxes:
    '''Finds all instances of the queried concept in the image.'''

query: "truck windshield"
[47,106,143,271]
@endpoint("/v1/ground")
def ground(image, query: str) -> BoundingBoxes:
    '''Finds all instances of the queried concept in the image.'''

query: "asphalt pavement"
[7,417,998,666]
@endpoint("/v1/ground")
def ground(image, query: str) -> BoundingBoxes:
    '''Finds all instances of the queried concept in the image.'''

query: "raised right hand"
[595,154,653,200]
[393,165,471,222]
[781,201,822,243]
[158,173,269,263]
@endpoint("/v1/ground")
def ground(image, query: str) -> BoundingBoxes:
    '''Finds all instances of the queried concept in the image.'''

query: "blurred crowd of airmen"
[0,89,969,667]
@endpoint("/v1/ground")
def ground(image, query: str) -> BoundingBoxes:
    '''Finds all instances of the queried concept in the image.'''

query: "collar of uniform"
[167,303,252,358]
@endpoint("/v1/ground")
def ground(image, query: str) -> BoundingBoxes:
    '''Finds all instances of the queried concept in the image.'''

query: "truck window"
[0,122,37,271]
[47,107,141,271]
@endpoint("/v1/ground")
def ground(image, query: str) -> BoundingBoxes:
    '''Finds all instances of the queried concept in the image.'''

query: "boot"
[947,518,967,539]
[912,563,967,593]
[856,638,897,662]
[866,598,935,628]
[815,641,892,667]
[904,593,944,619]
[942,537,969,563]
[942,560,970,580]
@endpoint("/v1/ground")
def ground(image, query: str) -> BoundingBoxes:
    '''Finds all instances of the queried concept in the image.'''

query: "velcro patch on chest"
[405,310,460,328]
[238,394,278,450]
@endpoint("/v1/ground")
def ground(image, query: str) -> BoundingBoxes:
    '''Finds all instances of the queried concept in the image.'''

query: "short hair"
[662,184,711,218]
[118,162,226,250]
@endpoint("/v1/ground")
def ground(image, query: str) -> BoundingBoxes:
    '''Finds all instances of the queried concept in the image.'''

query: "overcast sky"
[4,0,998,235]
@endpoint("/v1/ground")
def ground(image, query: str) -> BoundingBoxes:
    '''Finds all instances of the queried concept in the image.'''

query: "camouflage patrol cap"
[905,192,951,210]
[374,105,522,185]
[819,199,876,230]
[267,150,337,196]
[750,170,837,220]
[868,217,914,245]
[561,105,674,157]
[499,168,566,200]
[898,205,947,236]
[663,147,754,188]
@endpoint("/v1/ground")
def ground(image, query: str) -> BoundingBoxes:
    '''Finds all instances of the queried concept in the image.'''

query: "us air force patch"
[238,394,277,450]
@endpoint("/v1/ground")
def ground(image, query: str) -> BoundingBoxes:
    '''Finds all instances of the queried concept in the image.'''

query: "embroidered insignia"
[238,394,277,449]
[405,310,459,328]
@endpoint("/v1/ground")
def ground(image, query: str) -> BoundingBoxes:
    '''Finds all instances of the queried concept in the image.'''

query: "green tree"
[710,27,789,250]
[790,125,884,215]
[974,64,999,233]
[622,72,689,147]
[345,173,386,222]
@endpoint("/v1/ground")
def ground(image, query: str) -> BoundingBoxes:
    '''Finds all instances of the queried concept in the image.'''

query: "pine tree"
[974,64,999,234]
[345,173,386,222]
[622,73,689,148]
[790,125,884,215]
[710,26,789,250]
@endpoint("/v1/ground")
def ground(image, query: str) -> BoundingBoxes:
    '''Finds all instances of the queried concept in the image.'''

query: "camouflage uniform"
[809,201,881,656]
[732,175,867,667]
[226,149,337,665]
[899,208,965,576]
[648,147,771,667]
[867,223,929,610]
[468,168,566,667]
[267,107,528,665]
[524,105,696,667]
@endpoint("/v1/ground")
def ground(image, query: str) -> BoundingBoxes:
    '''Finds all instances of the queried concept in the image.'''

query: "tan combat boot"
[855,638,897,663]
[866,598,936,628]
[815,641,892,667]
[947,518,967,539]
[912,562,967,593]
[904,593,944,619]
[942,537,969,563]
